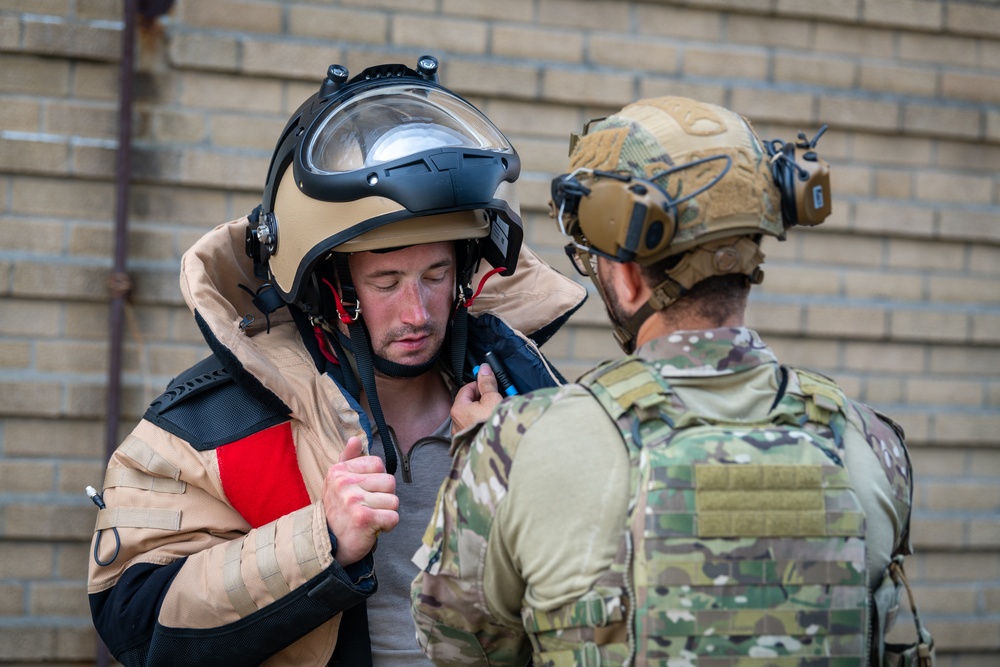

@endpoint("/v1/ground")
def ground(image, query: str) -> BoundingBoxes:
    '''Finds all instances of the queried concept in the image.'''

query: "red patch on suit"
[216,422,311,528]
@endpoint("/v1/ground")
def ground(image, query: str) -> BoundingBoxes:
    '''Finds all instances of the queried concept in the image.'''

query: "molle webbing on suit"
[221,506,326,620]
[96,434,186,531]
[531,358,871,665]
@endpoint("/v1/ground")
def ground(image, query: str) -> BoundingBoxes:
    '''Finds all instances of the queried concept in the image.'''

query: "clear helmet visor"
[305,83,513,174]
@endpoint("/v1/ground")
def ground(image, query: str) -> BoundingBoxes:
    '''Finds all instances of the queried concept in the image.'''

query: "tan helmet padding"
[336,210,490,252]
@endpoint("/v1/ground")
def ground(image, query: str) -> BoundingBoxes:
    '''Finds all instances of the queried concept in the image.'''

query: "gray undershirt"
[367,419,453,667]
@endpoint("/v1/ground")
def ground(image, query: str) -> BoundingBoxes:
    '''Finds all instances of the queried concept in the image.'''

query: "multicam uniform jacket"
[86,217,586,667]
[410,327,913,665]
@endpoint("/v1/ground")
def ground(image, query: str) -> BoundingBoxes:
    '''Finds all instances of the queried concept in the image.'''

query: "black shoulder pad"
[144,354,290,451]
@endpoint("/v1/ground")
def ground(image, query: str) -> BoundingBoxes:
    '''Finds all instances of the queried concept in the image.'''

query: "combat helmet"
[246,55,523,478]
[550,96,830,352]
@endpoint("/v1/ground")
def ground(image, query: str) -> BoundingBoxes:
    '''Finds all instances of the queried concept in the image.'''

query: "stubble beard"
[596,269,632,335]
[374,323,443,368]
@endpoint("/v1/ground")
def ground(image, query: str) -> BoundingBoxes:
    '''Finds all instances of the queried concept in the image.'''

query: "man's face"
[347,241,456,369]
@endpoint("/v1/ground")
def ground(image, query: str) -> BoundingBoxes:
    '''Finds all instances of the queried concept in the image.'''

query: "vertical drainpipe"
[100,0,172,663]
[98,0,138,664]
[104,0,137,467]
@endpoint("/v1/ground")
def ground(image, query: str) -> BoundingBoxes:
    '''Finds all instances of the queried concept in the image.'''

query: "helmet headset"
[246,56,523,479]
[550,96,831,353]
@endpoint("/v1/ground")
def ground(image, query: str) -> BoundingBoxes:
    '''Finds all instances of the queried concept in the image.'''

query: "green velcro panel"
[698,510,827,537]
[695,464,824,491]
[694,463,829,537]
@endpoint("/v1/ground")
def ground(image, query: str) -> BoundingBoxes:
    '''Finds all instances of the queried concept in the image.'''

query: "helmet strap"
[372,344,441,378]
[449,294,471,386]
[447,239,489,385]
[331,253,399,477]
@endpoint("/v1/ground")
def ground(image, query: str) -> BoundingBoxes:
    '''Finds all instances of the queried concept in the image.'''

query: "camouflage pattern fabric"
[568,97,784,256]
[411,386,571,665]
[574,355,870,665]
[410,328,914,666]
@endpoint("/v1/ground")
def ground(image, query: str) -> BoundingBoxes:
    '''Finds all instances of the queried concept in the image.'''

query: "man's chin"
[377,340,444,370]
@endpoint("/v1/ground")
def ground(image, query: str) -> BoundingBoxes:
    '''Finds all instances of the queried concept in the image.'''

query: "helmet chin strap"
[586,266,678,355]
[330,326,442,379]
[371,349,442,378]
[328,254,401,478]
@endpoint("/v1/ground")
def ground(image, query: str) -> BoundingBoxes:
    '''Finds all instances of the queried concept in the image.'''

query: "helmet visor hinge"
[255,213,278,261]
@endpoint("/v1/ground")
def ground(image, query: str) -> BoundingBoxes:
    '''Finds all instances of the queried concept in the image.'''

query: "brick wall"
[1,0,997,663]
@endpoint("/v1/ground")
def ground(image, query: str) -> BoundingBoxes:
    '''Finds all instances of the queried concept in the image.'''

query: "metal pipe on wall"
[105,0,137,465]
[99,0,138,662]
[100,0,173,663]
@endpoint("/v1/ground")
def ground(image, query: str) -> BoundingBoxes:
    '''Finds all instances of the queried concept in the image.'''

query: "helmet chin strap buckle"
[320,277,361,324]
[340,301,361,323]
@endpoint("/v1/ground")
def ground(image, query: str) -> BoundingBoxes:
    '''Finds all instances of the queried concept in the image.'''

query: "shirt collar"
[635,327,777,377]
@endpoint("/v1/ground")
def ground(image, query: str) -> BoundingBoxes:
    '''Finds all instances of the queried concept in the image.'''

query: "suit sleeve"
[87,420,375,667]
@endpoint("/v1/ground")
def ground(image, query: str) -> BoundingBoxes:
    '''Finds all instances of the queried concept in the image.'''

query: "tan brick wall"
[1,0,998,663]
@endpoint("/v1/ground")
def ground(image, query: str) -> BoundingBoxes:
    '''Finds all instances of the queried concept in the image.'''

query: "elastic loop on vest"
[534,642,608,667]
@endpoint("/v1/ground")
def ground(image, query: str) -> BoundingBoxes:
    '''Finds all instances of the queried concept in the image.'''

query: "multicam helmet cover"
[551,96,829,352]
[554,96,783,266]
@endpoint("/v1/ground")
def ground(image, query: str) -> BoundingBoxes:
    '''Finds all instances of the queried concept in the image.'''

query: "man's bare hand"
[451,363,503,436]
[323,436,399,567]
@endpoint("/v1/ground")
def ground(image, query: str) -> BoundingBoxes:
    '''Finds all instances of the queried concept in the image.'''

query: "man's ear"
[612,260,649,312]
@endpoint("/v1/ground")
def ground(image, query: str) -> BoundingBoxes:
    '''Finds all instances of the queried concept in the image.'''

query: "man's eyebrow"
[363,258,453,279]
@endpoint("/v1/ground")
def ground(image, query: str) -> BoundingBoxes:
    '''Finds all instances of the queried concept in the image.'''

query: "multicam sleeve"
[841,399,914,594]
[411,392,558,666]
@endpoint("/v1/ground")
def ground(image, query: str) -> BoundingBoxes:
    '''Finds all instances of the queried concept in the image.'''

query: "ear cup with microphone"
[575,173,677,264]
[767,126,832,228]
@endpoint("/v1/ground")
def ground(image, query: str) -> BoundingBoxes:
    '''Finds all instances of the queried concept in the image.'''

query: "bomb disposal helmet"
[248,55,523,306]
